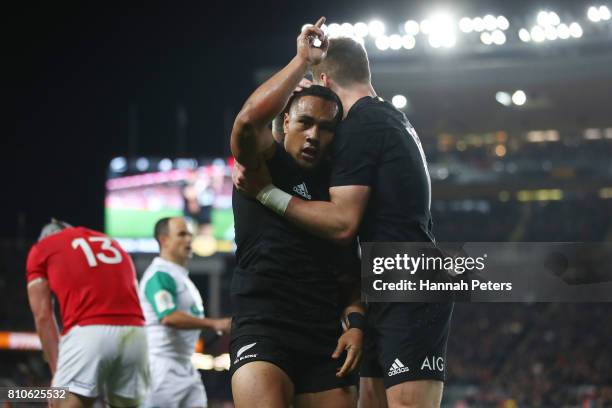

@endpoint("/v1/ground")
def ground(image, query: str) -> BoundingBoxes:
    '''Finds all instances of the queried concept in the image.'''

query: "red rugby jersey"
[26,227,144,334]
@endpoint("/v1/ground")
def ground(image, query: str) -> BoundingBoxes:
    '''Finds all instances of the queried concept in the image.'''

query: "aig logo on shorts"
[233,342,258,365]
[421,356,444,371]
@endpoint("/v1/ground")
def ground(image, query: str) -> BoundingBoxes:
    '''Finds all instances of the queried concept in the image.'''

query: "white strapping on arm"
[256,184,292,216]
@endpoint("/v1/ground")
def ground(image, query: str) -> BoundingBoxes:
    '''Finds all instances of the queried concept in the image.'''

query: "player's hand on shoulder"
[297,17,329,66]
[332,327,363,377]
[232,161,272,198]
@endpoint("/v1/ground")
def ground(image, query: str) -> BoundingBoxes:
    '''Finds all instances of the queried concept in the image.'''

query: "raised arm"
[231,17,328,169]
[27,279,60,374]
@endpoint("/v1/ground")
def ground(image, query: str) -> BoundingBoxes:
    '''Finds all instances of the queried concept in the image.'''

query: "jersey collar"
[153,256,189,276]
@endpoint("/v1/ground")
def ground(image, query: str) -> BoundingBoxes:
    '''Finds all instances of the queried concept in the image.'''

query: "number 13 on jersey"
[72,237,123,267]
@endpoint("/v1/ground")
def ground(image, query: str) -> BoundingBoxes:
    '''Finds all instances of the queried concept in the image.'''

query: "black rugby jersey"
[232,143,355,324]
[330,96,434,243]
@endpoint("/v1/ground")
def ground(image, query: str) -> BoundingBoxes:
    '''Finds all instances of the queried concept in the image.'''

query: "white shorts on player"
[51,325,148,407]
[143,356,207,408]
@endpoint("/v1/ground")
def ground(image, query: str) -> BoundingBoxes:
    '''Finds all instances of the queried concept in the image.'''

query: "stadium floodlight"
[518,28,532,42]
[136,157,149,172]
[600,6,611,20]
[473,17,485,32]
[512,90,527,106]
[340,23,354,37]
[492,30,506,45]
[110,157,127,173]
[368,20,386,37]
[531,26,546,42]
[545,26,558,40]
[569,22,583,38]
[497,15,510,30]
[389,34,403,50]
[548,11,561,26]
[391,95,408,109]
[480,32,493,45]
[375,35,390,50]
[402,35,416,49]
[420,19,432,35]
[425,12,457,48]
[327,23,341,37]
[459,17,473,33]
[495,91,512,106]
[354,22,369,37]
[537,11,551,26]
[158,158,173,172]
[484,14,497,31]
[588,6,601,22]
[404,20,420,35]
[556,23,570,39]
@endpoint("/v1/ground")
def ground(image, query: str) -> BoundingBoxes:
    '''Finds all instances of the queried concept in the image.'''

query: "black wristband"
[347,312,365,330]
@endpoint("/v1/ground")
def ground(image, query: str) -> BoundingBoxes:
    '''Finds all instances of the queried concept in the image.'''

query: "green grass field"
[105,207,234,239]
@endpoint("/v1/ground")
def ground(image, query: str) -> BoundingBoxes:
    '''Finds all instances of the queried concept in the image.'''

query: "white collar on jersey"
[152,256,189,276]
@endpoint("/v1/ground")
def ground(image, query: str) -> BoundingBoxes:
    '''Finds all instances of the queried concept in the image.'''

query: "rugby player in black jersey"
[229,18,365,408]
[236,36,452,408]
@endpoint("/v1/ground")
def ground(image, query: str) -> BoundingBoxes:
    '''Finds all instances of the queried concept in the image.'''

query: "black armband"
[347,312,366,330]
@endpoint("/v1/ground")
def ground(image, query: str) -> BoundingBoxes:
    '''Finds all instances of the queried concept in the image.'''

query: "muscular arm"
[27,279,59,374]
[231,56,309,168]
[284,185,371,245]
[161,311,230,333]
[231,20,327,169]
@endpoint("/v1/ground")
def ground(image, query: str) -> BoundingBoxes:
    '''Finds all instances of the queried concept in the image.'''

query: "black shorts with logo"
[360,302,453,388]
[229,316,358,394]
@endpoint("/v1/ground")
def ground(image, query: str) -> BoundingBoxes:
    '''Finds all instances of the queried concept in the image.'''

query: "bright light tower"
[569,22,583,38]
[369,20,386,37]
[600,6,611,20]
[375,35,390,50]
[484,14,497,31]
[404,20,420,35]
[389,34,403,50]
[497,15,510,30]
[518,28,532,42]
[459,17,473,33]
[426,12,457,48]
[354,22,369,37]
[495,92,512,106]
[588,6,601,22]
[392,95,408,109]
[512,90,527,106]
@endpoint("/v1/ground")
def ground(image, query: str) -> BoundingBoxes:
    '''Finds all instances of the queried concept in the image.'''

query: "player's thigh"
[105,326,149,407]
[359,377,388,408]
[232,361,294,408]
[53,392,96,408]
[385,380,443,408]
[294,386,357,408]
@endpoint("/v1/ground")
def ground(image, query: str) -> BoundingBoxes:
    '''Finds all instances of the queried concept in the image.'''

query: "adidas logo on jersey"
[388,358,410,376]
[293,183,311,200]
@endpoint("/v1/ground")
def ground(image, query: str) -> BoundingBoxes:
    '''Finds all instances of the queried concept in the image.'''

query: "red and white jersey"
[26,227,144,334]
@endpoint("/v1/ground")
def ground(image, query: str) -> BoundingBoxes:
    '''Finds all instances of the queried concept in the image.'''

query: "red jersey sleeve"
[26,244,48,283]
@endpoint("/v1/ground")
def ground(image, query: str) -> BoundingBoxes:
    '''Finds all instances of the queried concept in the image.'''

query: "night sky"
[7,0,585,239]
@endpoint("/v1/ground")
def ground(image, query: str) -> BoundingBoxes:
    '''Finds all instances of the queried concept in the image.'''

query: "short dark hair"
[154,217,172,246]
[285,85,343,125]
[311,37,371,87]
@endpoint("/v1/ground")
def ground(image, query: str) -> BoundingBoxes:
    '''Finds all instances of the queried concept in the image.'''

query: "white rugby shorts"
[52,325,149,407]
